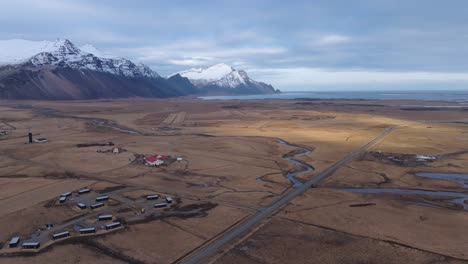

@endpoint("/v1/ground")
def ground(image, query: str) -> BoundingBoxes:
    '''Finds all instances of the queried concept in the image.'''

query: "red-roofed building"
[144,154,166,166]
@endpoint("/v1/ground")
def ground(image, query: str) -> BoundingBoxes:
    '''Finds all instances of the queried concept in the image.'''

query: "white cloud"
[115,42,286,67]
[167,58,213,66]
[4,0,100,16]
[73,30,137,44]
[199,47,286,58]
[316,34,352,45]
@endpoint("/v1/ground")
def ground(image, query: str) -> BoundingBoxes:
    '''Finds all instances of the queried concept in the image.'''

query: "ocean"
[200,90,468,101]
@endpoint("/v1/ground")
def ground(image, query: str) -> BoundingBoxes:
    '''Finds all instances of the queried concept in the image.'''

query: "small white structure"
[33,138,48,143]
[177,157,183,161]
[146,159,164,166]
[416,155,436,161]
[112,147,120,154]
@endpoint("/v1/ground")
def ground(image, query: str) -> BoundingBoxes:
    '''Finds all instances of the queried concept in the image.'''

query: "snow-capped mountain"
[171,63,278,94]
[0,39,159,78]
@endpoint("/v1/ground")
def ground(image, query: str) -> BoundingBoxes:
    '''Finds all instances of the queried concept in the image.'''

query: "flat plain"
[0,98,466,264]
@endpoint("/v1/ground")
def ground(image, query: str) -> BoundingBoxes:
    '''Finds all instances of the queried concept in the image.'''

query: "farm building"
[98,214,113,221]
[9,237,20,247]
[90,202,105,209]
[61,192,72,197]
[146,194,159,200]
[96,195,109,202]
[59,196,67,203]
[78,188,91,194]
[79,227,96,234]
[154,202,167,208]
[165,197,173,203]
[22,242,40,249]
[77,203,86,209]
[105,222,121,230]
[144,154,169,166]
[52,231,70,240]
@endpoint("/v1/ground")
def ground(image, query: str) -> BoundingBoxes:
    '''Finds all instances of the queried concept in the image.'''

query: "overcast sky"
[1,0,468,91]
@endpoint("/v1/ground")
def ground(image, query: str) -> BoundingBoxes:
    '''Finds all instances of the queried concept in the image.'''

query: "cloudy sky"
[1,0,468,91]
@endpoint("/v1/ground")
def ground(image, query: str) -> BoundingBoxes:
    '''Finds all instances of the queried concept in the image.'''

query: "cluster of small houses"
[6,188,174,250]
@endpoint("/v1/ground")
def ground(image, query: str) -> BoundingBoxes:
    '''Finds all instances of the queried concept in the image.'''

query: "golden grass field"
[0,98,466,263]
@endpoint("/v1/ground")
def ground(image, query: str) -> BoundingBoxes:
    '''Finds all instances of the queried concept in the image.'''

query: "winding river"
[275,138,314,187]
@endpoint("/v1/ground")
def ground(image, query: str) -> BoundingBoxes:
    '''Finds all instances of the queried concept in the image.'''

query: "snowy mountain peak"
[52,39,82,55]
[171,63,276,93]
[206,63,235,73]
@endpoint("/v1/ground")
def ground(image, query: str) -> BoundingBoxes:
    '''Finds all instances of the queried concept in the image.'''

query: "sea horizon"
[200,90,468,101]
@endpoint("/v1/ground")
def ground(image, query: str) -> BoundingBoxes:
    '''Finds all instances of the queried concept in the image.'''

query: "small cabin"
[105,222,121,230]
[165,197,173,203]
[90,202,105,209]
[146,194,159,200]
[52,231,70,240]
[98,214,113,221]
[9,237,20,248]
[77,203,86,210]
[96,196,109,202]
[59,196,67,203]
[22,242,40,249]
[79,227,96,234]
[154,202,167,208]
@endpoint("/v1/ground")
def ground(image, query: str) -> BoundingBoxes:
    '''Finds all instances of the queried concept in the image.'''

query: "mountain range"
[0,39,278,100]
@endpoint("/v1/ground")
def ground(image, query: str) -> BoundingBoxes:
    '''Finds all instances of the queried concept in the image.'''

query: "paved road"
[180,126,398,264]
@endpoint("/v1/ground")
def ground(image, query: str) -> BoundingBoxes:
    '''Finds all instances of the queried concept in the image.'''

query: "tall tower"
[28,128,32,144]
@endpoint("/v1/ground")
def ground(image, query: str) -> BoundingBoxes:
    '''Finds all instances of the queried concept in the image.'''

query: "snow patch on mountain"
[0,39,59,65]
[174,63,234,82]
[79,44,114,58]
